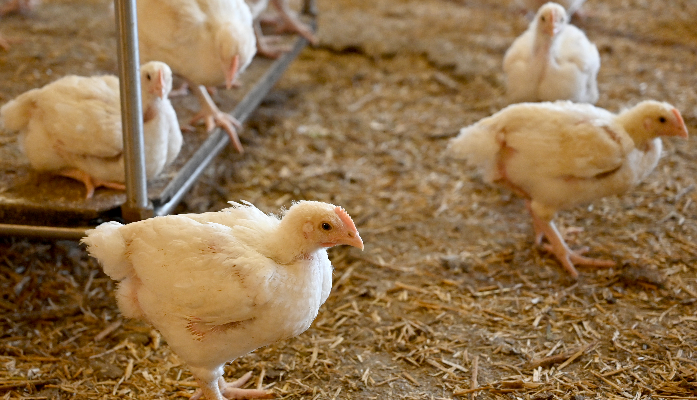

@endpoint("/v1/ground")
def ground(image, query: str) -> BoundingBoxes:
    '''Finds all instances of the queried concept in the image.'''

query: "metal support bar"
[0,224,89,240]
[114,0,152,222]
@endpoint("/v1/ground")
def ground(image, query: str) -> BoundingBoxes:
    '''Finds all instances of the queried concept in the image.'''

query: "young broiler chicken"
[137,0,257,153]
[447,100,688,278]
[82,201,363,400]
[246,0,317,58]
[503,2,600,104]
[0,61,182,199]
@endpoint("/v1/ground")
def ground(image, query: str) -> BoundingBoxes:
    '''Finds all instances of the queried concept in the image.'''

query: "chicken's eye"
[321,222,332,231]
[540,15,545,21]
[146,73,152,81]
[659,117,666,123]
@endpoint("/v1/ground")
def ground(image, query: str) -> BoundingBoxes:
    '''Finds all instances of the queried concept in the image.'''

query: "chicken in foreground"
[247,0,317,58]
[503,2,600,104]
[82,201,363,400]
[0,61,182,199]
[138,0,257,153]
[447,100,688,278]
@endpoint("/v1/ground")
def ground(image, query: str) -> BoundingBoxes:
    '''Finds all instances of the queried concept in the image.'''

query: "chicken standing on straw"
[447,100,688,278]
[503,2,599,104]
[0,61,182,199]
[82,201,364,400]
[137,0,257,153]
[246,0,318,58]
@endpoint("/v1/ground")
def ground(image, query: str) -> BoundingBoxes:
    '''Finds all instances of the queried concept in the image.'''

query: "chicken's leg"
[528,207,615,278]
[191,372,272,400]
[269,0,318,45]
[253,20,293,59]
[189,84,244,153]
[58,169,126,199]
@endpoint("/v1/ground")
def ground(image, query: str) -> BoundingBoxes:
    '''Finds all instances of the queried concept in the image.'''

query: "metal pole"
[114,0,152,222]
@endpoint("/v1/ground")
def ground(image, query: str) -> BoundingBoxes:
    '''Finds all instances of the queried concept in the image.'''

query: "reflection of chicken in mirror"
[247,0,318,58]
[137,0,257,152]
[0,62,182,199]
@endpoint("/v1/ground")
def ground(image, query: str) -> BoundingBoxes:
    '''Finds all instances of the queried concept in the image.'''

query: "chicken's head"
[535,2,568,36]
[625,101,689,144]
[216,24,257,89]
[283,201,364,253]
[141,61,173,100]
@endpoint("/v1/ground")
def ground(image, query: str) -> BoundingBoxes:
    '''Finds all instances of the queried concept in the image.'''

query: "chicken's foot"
[269,0,318,45]
[58,169,125,199]
[529,208,615,278]
[189,84,244,153]
[254,20,293,59]
[191,372,273,400]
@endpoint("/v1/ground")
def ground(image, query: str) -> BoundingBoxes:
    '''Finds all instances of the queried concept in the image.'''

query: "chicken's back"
[0,88,40,132]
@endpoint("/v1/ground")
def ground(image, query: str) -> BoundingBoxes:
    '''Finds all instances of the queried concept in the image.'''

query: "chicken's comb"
[672,109,689,138]
[334,206,357,233]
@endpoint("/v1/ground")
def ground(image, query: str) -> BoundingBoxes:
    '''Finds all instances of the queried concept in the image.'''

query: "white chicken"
[137,0,257,153]
[0,61,182,199]
[247,0,317,58]
[82,201,364,400]
[447,100,688,278]
[503,2,600,104]
[514,0,586,18]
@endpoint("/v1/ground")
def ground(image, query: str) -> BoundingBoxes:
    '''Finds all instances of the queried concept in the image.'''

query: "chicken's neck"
[616,109,656,148]
[533,33,556,79]
[263,220,319,265]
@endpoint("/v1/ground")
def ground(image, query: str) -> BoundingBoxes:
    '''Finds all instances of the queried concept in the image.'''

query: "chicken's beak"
[344,231,364,250]
[672,109,689,139]
[225,55,240,90]
[548,10,558,36]
[149,69,166,98]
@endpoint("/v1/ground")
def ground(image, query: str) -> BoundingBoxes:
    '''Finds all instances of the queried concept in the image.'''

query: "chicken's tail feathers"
[446,124,500,182]
[81,221,131,280]
[0,89,39,132]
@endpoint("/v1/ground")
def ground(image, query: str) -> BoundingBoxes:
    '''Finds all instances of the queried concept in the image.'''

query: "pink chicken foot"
[190,371,273,400]
[253,0,318,59]
[268,0,318,45]
[527,201,615,279]
[189,83,244,153]
[58,169,125,199]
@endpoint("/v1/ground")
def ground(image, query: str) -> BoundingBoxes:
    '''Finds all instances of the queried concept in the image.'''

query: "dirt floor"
[0,0,697,399]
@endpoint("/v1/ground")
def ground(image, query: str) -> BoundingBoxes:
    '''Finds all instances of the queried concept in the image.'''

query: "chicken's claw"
[269,0,318,45]
[58,168,125,199]
[190,372,273,400]
[529,206,615,278]
[190,84,244,153]
[541,243,616,278]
